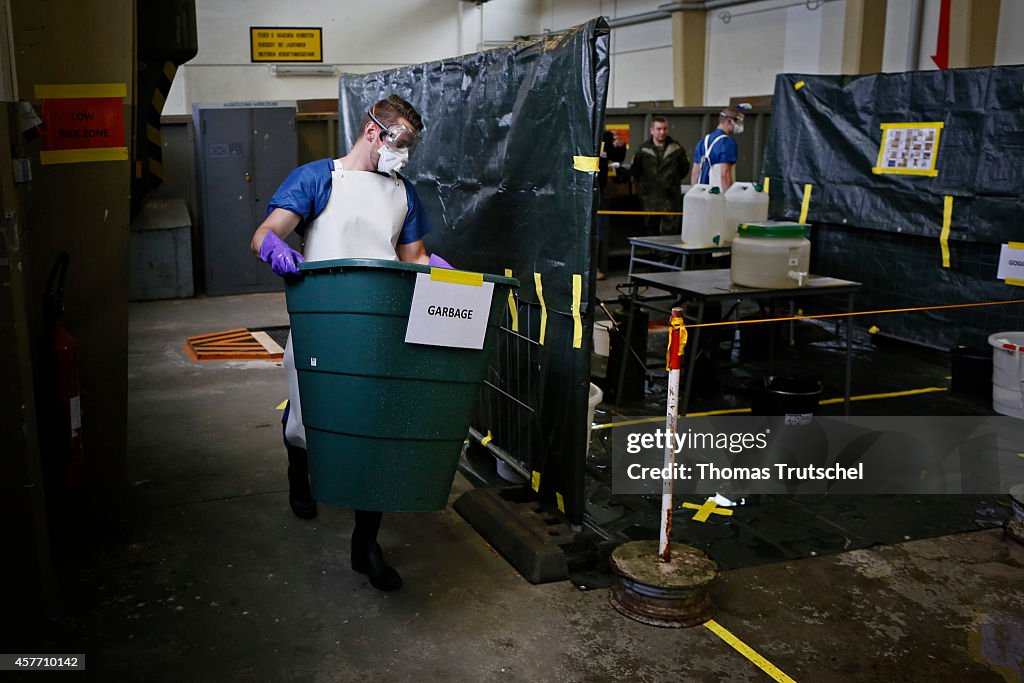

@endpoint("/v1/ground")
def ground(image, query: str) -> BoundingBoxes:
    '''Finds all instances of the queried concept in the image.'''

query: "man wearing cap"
[691,107,744,192]
[250,94,437,593]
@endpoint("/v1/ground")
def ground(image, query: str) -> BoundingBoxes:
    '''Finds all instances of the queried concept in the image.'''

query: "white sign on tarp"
[997,244,1024,283]
[405,271,495,349]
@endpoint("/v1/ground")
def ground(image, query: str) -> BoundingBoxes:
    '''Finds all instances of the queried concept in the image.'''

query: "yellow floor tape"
[705,619,798,683]
[591,386,949,430]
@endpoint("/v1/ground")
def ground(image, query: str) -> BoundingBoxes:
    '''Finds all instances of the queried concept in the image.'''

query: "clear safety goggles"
[367,109,419,151]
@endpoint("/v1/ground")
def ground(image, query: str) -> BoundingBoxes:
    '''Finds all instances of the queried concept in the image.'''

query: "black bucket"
[750,376,822,422]
[950,345,992,397]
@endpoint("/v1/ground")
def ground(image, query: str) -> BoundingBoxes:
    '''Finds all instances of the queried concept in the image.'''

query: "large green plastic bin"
[285,258,518,512]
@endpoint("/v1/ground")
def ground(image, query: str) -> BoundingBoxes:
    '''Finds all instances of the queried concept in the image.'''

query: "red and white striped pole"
[659,307,687,562]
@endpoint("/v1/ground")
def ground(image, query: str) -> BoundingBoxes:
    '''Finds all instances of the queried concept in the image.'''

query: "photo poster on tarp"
[338,18,611,521]
[763,67,1024,347]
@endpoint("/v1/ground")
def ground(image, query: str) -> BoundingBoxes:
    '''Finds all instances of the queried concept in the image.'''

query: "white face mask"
[733,121,744,135]
[376,145,409,174]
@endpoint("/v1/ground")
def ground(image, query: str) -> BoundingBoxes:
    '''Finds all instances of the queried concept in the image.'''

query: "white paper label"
[997,244,1024,281]
[405,272,495,349]
[69,395,82,432]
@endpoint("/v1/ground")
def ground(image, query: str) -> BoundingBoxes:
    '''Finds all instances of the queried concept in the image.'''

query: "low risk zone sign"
[250,27,322,62]
[35,83,128,165]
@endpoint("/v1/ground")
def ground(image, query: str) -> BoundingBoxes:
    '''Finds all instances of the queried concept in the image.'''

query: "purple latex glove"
[428,253,454,269]
[259,231,305,277]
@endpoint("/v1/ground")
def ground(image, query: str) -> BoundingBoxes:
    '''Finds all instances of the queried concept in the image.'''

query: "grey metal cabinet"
[192,102,299,296]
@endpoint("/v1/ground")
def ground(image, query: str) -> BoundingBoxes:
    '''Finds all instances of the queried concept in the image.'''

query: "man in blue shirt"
[691,107,743,191]
[250,95,432,592]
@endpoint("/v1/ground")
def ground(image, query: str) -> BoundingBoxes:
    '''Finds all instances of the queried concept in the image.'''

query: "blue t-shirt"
[267,158,431,245]
[693,130,738,184]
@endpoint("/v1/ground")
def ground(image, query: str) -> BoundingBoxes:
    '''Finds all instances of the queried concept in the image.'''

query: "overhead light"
[269,64,337,77]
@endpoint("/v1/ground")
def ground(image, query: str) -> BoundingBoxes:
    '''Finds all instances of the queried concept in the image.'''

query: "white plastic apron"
[699,132,728,188]
[284,162,409,448]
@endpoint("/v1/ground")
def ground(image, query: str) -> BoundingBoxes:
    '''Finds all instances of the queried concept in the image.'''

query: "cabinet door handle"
[244,171,253,182]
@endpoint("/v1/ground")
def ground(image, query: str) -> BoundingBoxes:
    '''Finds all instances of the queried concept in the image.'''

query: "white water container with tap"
[730,221,811,288]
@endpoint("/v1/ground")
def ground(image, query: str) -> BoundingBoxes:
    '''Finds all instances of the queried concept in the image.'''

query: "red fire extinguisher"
[45,252,84,492]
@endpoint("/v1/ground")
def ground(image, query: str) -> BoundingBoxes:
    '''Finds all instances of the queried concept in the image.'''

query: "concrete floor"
[42,289,1024,681]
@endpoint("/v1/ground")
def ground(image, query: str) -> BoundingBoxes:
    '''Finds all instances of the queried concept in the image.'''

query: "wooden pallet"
[184,328,285,362]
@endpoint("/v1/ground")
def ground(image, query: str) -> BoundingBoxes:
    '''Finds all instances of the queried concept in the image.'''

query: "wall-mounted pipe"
[907,0,924,71]
[607,0,829,29]
[607,9,672,28]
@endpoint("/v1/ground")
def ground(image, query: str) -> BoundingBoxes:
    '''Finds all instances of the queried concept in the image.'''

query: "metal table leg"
[844,291,855,416]
[615,283,638,406]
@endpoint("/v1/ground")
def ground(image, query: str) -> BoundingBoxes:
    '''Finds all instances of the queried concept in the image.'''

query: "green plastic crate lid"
[737,221,810,238]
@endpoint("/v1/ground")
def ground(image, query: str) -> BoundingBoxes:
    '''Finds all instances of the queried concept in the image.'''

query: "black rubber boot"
[282,401,316,519]
[351,510,402,591]
[286,445,317,520]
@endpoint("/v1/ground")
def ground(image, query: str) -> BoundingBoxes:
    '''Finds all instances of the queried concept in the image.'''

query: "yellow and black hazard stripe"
[143,61,178,185]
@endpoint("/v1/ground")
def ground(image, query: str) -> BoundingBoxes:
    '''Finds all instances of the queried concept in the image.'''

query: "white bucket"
[681,184,727,247]
[593,320,612,356]
[587,382,604,447]
[989,332,1024,418]
[724,182,769,245]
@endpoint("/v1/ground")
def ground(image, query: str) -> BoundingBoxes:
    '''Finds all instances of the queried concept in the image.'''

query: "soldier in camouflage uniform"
[630,116,689,236]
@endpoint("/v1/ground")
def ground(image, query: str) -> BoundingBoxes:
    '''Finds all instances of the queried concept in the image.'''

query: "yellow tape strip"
[571,274,583,349]
[276,400,288,410]
[504,268,519,332]
[682,500,733,522]
[40,147,129,165]
[666,317,688,370]
[573,155,600,172]
[531,471,541,492]
[595,387,950,427]
[687,407,751,417]
[704,620,797,683]
[480,430,493,446]
[535,273,547,346]
[556,492,565,514]
[799,183,812,224]
[163,61,178,81]
[1009,242,1024,250]
[884,121,945,130]
[763,176,770,194]
[794,80,805,90]
[940,196,953,268]
[871,167,940,177]
[430,268,483,286]
[821,386,947,404]
[1007,278,1024,287]
[35,83,128,99]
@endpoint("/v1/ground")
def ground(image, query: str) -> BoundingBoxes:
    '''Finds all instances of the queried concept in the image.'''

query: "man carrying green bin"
[250,94,445,592]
